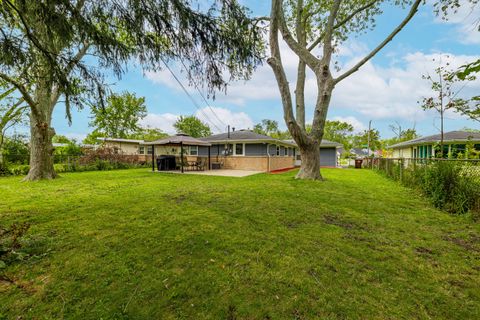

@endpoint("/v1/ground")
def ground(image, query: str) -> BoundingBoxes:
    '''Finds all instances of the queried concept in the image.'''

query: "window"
[189,146,198,156]
[276,146,280,156]
[234,143,244,156]
[285,147,289,156]
[223,144,233,155]
[147,146,153,155]
[139,146,145,154]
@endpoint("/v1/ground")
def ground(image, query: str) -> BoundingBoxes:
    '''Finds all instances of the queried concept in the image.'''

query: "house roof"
[201,130,296,147]
[350,148,373,157]
[145,134,212,146]
[98,137,145,144]
[284,139,343,148]
[389,131,480,149]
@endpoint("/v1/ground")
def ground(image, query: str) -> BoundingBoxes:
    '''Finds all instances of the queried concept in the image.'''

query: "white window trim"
[233,143,245,156]
[189,145,198,156]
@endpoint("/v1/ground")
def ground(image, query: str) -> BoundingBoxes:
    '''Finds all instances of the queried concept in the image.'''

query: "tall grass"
[375,159,480,215]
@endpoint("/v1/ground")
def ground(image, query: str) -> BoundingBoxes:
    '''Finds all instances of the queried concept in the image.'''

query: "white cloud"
[143,33,480,125]
[332,51,480,120]
[139,112,178,134]
[330,116,366,133]
[64,132,87,142]
[138,107,254,134]
[195,106,254,132]
[432,0,480,44]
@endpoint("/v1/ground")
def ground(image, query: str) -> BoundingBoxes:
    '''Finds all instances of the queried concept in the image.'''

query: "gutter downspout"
[267,143,273,172]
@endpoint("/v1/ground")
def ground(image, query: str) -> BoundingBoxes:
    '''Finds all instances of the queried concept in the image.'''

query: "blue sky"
[38,1,480,141]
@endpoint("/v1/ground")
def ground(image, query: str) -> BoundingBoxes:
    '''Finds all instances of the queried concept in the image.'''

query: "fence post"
[399,158,404,183]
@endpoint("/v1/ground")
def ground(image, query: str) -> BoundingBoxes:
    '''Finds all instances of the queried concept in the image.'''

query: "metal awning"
[145,134,212,146]
[147,134,211,173]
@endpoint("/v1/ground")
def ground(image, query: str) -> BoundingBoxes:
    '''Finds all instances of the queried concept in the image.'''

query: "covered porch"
[145,134,212,173]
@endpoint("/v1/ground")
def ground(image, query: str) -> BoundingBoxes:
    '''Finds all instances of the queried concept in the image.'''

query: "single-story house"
[98,131,343,172]
[388,130,480,158]
[198,130,297,172]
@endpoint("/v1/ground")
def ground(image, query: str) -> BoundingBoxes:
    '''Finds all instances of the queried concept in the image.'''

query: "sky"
[18,0,480,141]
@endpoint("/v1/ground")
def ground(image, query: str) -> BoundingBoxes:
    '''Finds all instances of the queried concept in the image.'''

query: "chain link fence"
[364,157,480,215]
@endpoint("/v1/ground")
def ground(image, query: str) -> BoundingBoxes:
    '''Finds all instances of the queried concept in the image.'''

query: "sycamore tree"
[174,115,212,138]
[267,0,421,180]
[0,0,263,180]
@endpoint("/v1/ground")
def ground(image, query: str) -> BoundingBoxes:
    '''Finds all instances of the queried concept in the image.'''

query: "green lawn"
[1,168,479,319]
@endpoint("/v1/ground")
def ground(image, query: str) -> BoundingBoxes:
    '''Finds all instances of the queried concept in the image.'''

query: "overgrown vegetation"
[375,159,480,215]
[1,169,479,318]
[1,147,150,176]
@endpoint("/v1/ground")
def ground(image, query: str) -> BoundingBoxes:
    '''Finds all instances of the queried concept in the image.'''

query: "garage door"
[320,148,337,167]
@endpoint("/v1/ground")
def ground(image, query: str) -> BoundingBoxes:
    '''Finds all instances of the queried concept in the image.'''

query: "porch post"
[180,142,184,173]
[151,144,155,171]
[208,146,211,170]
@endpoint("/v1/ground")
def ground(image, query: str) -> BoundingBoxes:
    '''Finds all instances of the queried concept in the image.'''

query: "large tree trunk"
[24,87,57,181]
[296,142,321,180]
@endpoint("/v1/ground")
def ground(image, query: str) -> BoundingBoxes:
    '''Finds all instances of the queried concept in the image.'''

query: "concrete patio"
[158,169,263,177]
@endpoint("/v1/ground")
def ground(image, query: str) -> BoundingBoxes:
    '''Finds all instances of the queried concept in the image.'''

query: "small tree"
[174,116,212,138]
[353,129,381,153]
[0,85,27,168]
[323,120,354,151]
[421,59,472,157]
[127,128,168,141]
[89,92,147,138]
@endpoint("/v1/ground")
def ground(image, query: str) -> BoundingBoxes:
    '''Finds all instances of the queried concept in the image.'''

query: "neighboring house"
[97,138,153,161]
[388,131,480,158]
[198,130,296,171]
[284,139,343,167]
[350,148,374,158]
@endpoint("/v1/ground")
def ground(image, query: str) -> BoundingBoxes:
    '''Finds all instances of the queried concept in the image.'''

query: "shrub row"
[1,160,148,177]
[375,159,480,215]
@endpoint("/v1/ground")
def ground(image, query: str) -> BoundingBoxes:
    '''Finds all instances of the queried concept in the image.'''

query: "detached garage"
[285,139,342,168]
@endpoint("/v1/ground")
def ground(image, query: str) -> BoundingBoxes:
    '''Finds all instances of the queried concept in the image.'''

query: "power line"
[178,59,227,129]
[158,57,223,133]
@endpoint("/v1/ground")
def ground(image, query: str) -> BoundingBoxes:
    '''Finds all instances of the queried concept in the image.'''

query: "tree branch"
[334,0,421,84]
[267,0,301,135]
[295,0,306,129]
[0,73,36,111]
[277,1,319,70]
[322,0,342,62]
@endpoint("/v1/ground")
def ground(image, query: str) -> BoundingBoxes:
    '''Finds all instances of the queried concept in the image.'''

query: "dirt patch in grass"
[415,247,435,256]
[164,193,188,204]
[443,234,480,253]
[323,214,365,230]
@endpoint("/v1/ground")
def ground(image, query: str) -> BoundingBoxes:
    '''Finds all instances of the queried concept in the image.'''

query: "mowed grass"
[1,168,479,319]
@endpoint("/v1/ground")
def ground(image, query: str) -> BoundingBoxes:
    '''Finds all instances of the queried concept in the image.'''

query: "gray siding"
[320,147,337,167]
[245,143,268,156]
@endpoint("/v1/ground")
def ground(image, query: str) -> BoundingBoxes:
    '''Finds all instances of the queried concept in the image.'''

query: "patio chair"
[195,158,207,171]
[176,155,192,171]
